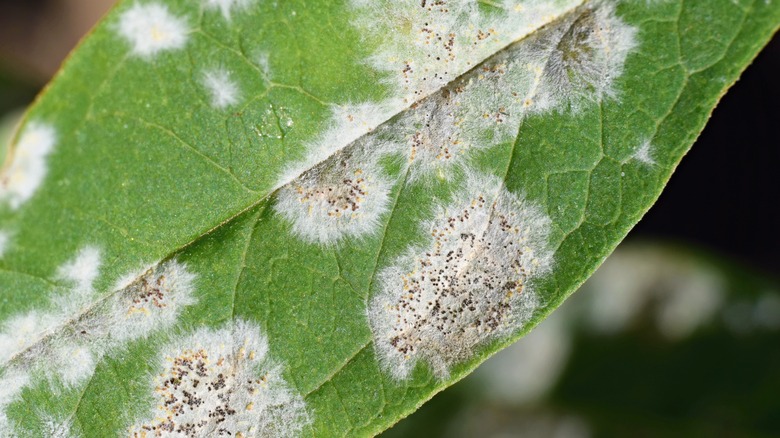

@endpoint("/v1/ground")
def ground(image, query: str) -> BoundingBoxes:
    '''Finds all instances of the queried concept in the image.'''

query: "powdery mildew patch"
[0,254,196,435]
[129,320,309,437]
[117,3,189,59]
[103,260,196,343]
[283,1,639,188]
[350,0,583,104]
[277,102,397,188]
[56,246,102,295]
[368,1,639,180]
[629,140,655,165]
[274,141,393,245]
[0,370,30,435]
[369,172,553,379]
[0,246,103,434]
[202,68,241,109]
[204,0,256,20]
[274,0,583,190]
[0,311,60,364]
[0,246,101,366]
[256,52,273,80]
[510,1,638,113]
[39,415,77,438]
[0,122,56,210]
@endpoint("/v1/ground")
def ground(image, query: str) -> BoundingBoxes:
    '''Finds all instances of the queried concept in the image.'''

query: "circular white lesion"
[369,171,553,379]
[129,320,309,437]
[0,122,56,210]
[274,141,393,246]
[116,3,190,59]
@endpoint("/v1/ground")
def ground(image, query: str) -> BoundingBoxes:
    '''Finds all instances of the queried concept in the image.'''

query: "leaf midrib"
[2,0,588,370]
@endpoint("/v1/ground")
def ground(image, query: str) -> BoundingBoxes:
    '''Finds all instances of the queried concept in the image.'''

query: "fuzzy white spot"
[56,246,101,295]
[0,122,56,210]
[129,320,309,437]
[202,68,241,109]
[278,2,638,188]
[117,3,189,58]
[39,415,77,438]
[256,52,272,80]
[630,140,655,165]
[374,59,537,181]
[369,172,553,379]
[50,342,96,387]
[0,246,102,369]
[275,0,584,189]
[277,101,398,188]
[0,370,29,435]
[0,254,198,435]
[275,142,393,245]
[513,1,638,113]
[272,0,569,185]
[351,0,582,105]
[203,0,255,20]
[111,262,158,292]
[106,260,196,343]
[0,311,60,364]
[324,2,640,183]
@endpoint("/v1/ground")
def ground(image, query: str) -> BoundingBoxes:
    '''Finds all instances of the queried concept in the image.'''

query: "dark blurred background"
[1,2,778,437]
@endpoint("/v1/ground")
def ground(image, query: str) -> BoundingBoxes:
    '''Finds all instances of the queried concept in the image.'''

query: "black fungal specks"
[371,174,553,379]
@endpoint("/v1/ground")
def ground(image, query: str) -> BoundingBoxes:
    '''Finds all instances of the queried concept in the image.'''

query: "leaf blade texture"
[0,0,777,436]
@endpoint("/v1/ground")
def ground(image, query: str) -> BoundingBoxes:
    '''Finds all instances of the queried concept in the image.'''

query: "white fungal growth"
[369,172,553,379]
[514,1,639,113]
[0,122,56,210]
[0,311,59,364]
[204,0,255,20]
[275,0,582,188]
[105,259,196,342]
[630,140,655,165]
[256,52,272,80]
[39,415,77,438]
[276,101,397,190]
[0,245,102,366]
[49,342,97,387]
[0,370,30,435]
[279,2,638,187]
[353,1,639,181]
[130,320,309,437]
[350,0,582,104]
[117,3,189,58]
[378,92,473,182]
[0,253,198,436]
[374,58,537,181]
[202,68,241,109]
[274,142,393,245]
[56,246,102,295]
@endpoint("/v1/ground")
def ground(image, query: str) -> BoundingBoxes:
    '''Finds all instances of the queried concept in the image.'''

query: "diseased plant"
[0,0,777,436]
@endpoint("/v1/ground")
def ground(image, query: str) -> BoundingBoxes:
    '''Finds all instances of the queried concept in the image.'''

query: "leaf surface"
[0,0,777,436]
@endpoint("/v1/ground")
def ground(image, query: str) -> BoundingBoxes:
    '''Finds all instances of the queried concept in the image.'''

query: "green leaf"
[0,0,777,436]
